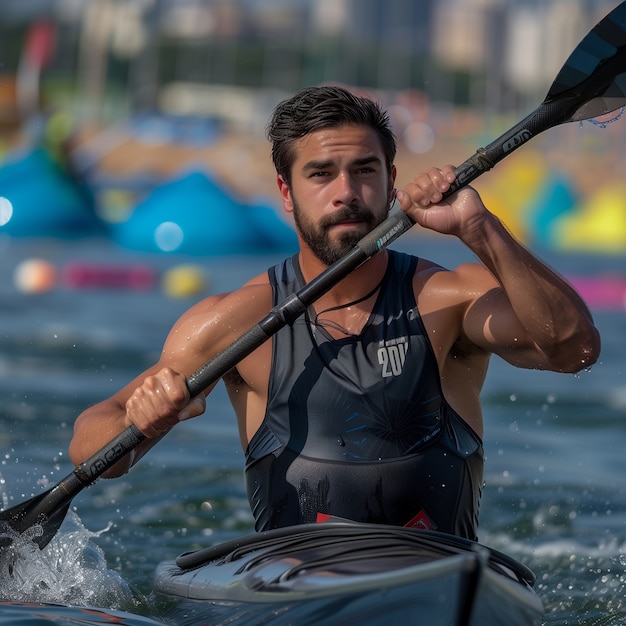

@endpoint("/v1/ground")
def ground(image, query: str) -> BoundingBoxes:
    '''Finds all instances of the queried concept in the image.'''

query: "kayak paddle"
[2,0,626,553]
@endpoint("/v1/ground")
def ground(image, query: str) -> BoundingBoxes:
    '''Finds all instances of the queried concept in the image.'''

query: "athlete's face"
[277,124,396,266]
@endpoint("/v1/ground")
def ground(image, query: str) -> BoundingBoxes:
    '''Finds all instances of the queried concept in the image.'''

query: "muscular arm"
[457,216,599,372]
[68,364,188,477]
[69,278,273,477]
[398,165,600,374]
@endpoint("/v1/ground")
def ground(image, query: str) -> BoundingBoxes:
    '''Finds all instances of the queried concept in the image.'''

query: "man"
[69,86,600,540]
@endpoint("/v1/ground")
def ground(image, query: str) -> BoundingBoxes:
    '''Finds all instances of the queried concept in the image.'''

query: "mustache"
[321,206,376,228]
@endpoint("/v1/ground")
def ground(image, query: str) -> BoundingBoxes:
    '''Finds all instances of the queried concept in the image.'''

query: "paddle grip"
[448,98,576,195]
[75,423,146,484]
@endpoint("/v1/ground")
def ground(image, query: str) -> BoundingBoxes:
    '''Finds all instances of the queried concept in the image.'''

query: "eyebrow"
[301,155,382,172]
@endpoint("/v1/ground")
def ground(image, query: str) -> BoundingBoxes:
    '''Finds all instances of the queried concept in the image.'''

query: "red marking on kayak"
[404,510,437,530]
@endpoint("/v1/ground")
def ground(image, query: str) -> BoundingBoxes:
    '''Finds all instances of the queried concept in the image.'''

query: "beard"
[292,199,387,266]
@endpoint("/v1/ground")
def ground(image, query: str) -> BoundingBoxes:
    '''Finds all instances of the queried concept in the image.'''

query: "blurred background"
[1,4,626,623]
[0,0,625,272]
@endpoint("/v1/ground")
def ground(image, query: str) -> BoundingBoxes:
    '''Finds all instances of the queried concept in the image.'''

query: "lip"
[328,217,364,228]
[327,220,364,232]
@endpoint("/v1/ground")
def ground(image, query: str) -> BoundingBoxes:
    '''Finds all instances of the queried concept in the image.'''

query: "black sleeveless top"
[244,251,484,540]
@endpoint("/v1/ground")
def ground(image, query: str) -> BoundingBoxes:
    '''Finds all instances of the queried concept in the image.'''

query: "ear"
[388,165,397,204]
[277,175,294,214]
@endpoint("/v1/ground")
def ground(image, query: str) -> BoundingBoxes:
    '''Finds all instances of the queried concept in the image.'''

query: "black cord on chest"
[310,276,385,337]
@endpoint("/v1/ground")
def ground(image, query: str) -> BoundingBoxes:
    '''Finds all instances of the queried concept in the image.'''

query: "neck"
[298,250,389,308]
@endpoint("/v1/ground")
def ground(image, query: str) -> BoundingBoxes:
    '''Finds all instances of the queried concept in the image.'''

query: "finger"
[125,390,167,438]
[421,166,452,197]
[179,394,207,421]
[401,168,451,208]
[125,371,189,437]
[441,164,457,183]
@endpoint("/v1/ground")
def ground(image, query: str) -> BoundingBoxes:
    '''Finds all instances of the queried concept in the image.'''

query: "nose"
[333,172,359,207]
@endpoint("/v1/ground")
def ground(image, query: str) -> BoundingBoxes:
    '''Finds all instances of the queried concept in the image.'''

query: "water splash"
[487,532,626,625]
[0,510,145,612]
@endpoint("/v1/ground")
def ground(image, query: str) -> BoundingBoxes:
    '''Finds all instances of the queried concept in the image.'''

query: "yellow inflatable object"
[161,264,208,299]
[553,183,626,254]
[474,151,545,241]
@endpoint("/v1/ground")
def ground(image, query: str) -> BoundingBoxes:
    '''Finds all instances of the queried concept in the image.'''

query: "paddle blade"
[0,424,147,555]
[545,1,626,121]
[0,492,69,552]
[452,2,626,191]
[0,473,83,551]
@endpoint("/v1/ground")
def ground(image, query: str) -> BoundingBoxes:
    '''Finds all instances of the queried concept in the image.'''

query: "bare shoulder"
[161,271,274,365]
[413,259,498,309]
[412,259,496,359]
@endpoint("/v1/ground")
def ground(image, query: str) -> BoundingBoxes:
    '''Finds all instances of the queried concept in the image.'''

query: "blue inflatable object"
[0,148,99,237]
[109,171,297,255]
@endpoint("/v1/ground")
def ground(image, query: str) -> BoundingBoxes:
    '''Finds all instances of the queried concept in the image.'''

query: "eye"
[354,166,378,177]
[354,160,380,175]
[308,170,331,179]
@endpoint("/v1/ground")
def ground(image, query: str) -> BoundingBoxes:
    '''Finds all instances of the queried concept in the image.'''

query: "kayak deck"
[154,522,544,626]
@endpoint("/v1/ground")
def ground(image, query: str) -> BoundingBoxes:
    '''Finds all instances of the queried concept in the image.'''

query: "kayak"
[154,521,544,625]
[0,601,164,626]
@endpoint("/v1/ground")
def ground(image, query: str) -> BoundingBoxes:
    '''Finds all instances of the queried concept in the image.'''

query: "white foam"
[0,511,141,610]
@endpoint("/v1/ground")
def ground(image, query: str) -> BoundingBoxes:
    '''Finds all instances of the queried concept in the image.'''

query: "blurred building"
[0,0,620,127]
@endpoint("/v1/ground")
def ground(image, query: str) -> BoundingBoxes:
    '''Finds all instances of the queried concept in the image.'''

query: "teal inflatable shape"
[0,148,98,237]
[525,173,578,247]
[109,171,297,255]
[247,196,298,253]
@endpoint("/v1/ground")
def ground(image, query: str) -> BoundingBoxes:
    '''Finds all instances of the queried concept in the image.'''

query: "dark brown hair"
[267,85,397,184]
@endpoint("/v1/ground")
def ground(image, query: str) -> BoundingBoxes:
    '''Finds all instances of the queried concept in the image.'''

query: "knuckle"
[170,380,189,400]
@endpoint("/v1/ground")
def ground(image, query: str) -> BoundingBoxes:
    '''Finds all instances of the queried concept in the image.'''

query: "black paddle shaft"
[3,0,626,551]
[77,209,416,482]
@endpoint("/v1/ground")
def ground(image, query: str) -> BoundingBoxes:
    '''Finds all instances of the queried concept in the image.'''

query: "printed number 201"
[378,343,408,377]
